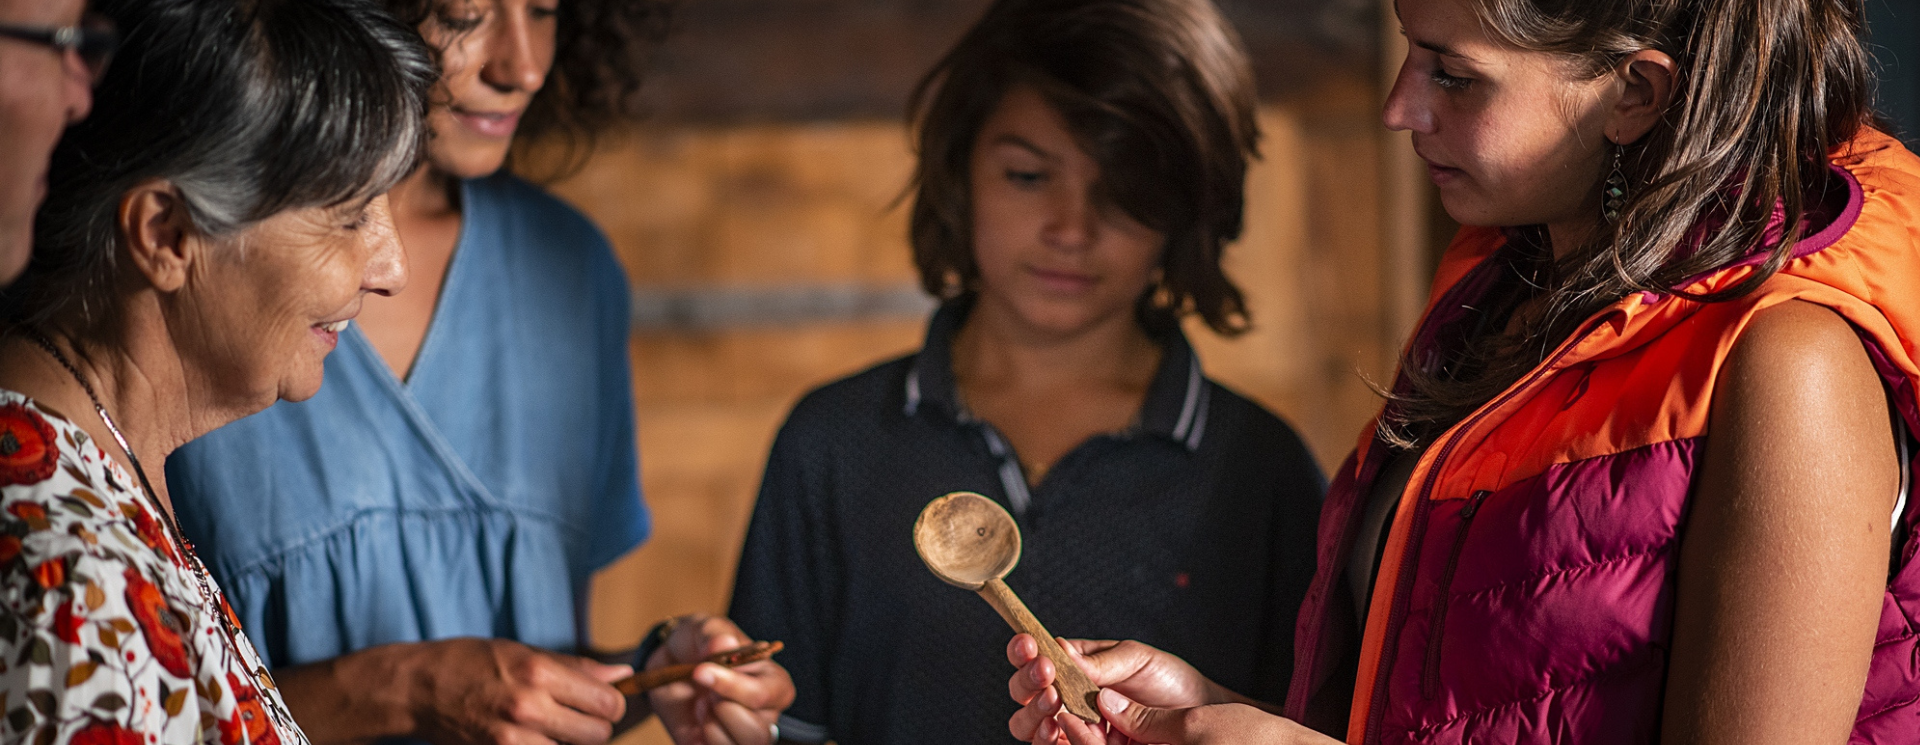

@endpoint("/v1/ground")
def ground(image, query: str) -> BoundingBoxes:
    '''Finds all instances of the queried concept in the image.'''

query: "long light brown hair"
[1381,0,1880,448]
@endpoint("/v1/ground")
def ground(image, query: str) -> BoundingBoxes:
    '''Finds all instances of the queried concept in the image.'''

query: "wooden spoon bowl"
[913,491,1022,590]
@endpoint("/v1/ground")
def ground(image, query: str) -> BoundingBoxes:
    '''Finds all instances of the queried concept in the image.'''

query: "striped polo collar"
[902,296,1211,451]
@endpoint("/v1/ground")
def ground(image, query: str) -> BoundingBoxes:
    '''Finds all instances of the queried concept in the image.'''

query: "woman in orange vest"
[1002,0,1920,742]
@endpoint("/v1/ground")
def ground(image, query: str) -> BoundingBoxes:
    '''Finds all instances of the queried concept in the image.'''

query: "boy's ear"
[116,180,196,293]
[1608,50,1678,146]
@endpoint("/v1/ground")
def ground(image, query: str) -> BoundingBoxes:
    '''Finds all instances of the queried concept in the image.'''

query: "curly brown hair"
[384,0,673,178]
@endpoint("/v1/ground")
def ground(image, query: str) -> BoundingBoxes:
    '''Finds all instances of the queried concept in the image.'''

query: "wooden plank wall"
[516,2,1429,741]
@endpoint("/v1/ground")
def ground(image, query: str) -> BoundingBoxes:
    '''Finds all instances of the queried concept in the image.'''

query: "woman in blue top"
[727,0,1324,742]
[165,2,794,744]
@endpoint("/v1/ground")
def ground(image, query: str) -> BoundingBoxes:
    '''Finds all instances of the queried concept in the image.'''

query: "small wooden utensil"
[912,492,1102,723]
[612,640,784,696]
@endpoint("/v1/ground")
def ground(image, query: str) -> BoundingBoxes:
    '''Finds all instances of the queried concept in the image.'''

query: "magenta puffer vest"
[1285,130,1920,744]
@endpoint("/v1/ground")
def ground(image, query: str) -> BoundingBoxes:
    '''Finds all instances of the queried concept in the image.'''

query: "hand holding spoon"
[912,491,1102,723]
[612,640,783,696]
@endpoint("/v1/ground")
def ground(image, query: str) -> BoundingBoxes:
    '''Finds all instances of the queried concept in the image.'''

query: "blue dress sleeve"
[584,230,647,573]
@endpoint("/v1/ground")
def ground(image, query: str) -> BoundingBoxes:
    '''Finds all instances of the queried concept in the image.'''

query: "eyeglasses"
[0,13,118,85]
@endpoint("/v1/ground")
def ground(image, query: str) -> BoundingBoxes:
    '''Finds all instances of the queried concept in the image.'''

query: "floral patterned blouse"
[0,390,306,745]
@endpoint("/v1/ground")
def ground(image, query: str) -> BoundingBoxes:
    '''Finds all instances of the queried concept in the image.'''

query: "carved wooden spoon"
[613,640,784,696]
[912,491,1101,723]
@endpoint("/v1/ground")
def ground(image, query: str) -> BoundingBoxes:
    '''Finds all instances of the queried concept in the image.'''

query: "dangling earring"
[1603,142,1628,224]
[1145,267,1172,309]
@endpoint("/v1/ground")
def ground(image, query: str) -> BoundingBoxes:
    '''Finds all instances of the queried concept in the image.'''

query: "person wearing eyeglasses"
[0,0,109,286]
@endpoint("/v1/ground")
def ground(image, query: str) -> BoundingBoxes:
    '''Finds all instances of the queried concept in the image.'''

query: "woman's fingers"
[1055,711,1111,745]
[1036,714,1062,744]
[538,657,629,724]
[647,612,795,743]
[566,656,634,685]
[489,662,620,745]
[672,615,756,661]
[690,661,795,715]
[1010,636,1120,670]
[648,676,708,742]
[1015,636,1202,743]
[1010,684,1063,740]
[1010,654,1056,703]
[1091,689,1186,743]
[1091,689,1343,745]
[413,641,625,745]
[1007,633,1042,667]
[708,698,776,745]
[1027,638,1134,688]
[1063,640,1151,688]
[692,697,774,745]
[520,697,619,745]
[1061,638,1124,657]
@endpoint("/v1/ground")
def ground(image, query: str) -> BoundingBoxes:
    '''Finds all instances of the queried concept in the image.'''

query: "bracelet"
[631,616,682,673]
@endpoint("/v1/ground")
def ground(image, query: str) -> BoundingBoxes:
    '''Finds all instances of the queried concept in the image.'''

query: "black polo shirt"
[728,300,1325,744]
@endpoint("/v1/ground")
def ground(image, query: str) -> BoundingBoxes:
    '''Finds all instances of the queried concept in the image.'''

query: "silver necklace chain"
[21,329,298,737]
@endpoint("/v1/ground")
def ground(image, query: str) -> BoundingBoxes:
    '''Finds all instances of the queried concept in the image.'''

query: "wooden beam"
[634,0,1380,123]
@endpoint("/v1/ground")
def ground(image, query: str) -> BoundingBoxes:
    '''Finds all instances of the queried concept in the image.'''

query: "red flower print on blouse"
[218,671,279,745]
[32,555,66,589]
[125,502,180,565]
[0,534,19,565]
[218,593,242,632]
[69,719,143,745]
[123,566,192,678]
[52,596,85,643]
[8,501,50,531]
[0,402,57,486]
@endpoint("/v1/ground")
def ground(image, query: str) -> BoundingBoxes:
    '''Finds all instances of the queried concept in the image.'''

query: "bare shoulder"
[1720,299,1882,412]
[1708,298,1895,514]
[1668,298,1898,745]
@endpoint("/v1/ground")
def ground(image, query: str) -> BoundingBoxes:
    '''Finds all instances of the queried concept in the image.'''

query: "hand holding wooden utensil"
[913,491,1103,723]
[614,640,784,696]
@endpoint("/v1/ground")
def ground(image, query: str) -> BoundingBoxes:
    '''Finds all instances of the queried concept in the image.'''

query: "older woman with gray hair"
[0,0,432,742]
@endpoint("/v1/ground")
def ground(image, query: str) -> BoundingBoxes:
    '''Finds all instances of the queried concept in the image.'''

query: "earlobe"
[1608,50,1679,146]
[116,180,196,293]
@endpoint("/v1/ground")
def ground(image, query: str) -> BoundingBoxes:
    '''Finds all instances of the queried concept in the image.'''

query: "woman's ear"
[1608,50,1678,146]
[116,180,196,293]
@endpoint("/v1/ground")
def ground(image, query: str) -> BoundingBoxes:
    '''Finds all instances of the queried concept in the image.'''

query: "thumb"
[589,662,635,684]
[701,632,745,657]
[566,655,635,684]
[1095,688,1185,743]
[1055,641,1123,686]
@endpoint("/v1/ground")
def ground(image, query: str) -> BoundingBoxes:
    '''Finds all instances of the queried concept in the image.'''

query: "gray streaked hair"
[3,0,434,328]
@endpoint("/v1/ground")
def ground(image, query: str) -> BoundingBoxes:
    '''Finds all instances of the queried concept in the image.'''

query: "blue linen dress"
[164,173,649,669]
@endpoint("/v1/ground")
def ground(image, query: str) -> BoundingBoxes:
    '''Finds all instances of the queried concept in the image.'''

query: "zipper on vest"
[1423,489,1490,699]
[1291,247,1499,721]
[1363,311,1620,745]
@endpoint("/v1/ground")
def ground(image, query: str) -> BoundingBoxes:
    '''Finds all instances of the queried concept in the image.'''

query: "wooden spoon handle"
[614,662,700,696]
[612,640,784,696]
[979,578,1102,723]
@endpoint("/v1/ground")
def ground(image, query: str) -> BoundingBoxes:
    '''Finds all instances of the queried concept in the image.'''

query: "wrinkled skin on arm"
[273,637,632,745]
